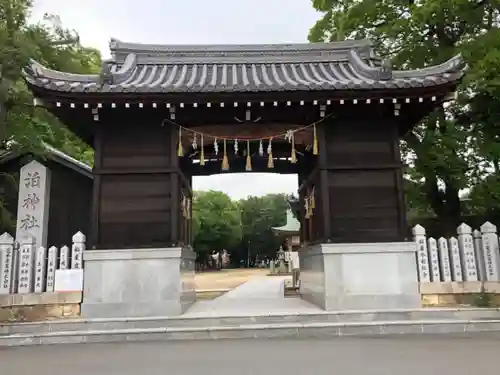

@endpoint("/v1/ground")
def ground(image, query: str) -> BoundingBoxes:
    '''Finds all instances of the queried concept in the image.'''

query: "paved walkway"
[185,276,322,317]
[2,334,499,375]
[216,276,285,299]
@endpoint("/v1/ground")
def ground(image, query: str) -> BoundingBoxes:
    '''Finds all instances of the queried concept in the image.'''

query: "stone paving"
[2,334,499,375]
[185,276,321,317]
[194,268,270,291]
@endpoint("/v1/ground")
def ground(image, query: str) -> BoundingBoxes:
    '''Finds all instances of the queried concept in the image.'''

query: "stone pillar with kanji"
[15,160,51,249]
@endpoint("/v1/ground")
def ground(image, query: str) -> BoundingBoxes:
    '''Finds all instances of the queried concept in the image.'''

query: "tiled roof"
[23,39,465,94]
[272,209,301,234]
[0,143,92,178]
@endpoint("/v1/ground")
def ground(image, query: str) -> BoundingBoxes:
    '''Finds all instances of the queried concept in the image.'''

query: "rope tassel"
[177,127,184,157]
[268,153,274,168]
[222,139,229,171]
[199,134,205,166]
[267,138,274,168]
[290,132,297,164]
[313,124,319,155]
[245,140,252,171]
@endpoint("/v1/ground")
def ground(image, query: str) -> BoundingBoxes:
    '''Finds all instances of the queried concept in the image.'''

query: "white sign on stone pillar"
[71,232,85,269]
[457,223,478,281]
[45,246,57,292]
[449,237,463,282]
[34,246,47,293]
[473,229,486,281]
[480,222,500,281]
[427,237,441,282]
[17,236,35,293]
[15,160,51,250]
[59,245,70,270]
[0,233,15,294]
[437,237,452,282]
[412,225,430,282]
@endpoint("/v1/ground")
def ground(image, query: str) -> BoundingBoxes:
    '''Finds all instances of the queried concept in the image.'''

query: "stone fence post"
[0,232,15,294]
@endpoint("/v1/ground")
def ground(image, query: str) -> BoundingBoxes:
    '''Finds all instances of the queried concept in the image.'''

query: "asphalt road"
[1,334,499,375]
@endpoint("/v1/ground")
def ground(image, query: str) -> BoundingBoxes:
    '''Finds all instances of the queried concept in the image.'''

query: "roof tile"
[23,39,465,94]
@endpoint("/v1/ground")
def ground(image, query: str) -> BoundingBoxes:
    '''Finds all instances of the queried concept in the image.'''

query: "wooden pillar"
[169,123,180,246]
[392,121,409,240]
[90,125,102,249]
[317,122,332,242]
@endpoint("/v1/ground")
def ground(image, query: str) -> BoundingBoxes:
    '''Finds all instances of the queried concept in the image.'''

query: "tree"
[192,191,242,262]
[0,1,100,229]
[0,0,100,163]
[239,194,289,263]
[308,0,500,225]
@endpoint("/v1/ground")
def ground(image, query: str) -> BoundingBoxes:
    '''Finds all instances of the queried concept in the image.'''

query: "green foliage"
[0,0,98,158]
[192,191,242,256]
[308,0,500,222]
[473,292,493,308]
[0,171,17,232]
[0,0,99,225]
[239,194,289,260]
[192,191,290,264]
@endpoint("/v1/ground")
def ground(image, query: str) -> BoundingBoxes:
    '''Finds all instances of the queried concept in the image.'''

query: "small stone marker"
[427,237,441,282]
[0,232,15,294]
[473,229,486,281]
[59,245,70,270]
[448,237,463,282]
[457,223,478,281]
[71,232,85,269]
[34,246,47,293]
[437,237,452,282]
[17,236,35,293]
[412,225,430,282]
[480,222,500,281]
[15,160,51,250]
[45,246,58,292]
[290,251,300,270]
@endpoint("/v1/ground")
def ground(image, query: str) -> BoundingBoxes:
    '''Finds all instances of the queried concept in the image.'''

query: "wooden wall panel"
[99,122,171,170]
[98,173,172,248]
[324,120,396,167]
[322,117,406,243]
[327,170,401,242]
[46,161,92,247]
[92,119,180,249]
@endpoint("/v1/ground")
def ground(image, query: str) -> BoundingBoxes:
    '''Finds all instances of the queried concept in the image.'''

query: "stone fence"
[1,223,500,319]
[0,231,85,295]
[413,222,500,283]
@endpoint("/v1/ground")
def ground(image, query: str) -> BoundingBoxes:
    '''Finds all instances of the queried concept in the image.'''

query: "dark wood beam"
[30,84,456,106]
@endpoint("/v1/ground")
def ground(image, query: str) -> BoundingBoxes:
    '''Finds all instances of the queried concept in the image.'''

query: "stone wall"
[0,291,82,322]
[420,282,500,307]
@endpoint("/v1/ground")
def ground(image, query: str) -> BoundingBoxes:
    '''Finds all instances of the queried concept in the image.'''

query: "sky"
[30,0,320,200]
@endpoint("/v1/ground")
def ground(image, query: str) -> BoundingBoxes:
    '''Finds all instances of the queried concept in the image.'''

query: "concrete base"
[81,247,195,318]
[299,242,420,310]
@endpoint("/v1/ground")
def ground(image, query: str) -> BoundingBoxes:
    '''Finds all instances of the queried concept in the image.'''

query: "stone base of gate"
[299,242,420,310]
[81,247,195,318]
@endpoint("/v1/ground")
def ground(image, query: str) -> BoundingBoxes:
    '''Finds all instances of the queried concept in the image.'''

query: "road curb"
[2,319,500,347]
